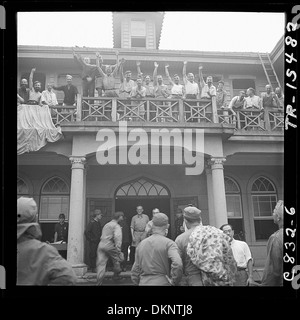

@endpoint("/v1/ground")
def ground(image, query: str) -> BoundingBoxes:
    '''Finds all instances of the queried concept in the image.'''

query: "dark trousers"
[88,241,99,269]
[129,246,136,266]
[82,79,95,98]
[121,242,130,269]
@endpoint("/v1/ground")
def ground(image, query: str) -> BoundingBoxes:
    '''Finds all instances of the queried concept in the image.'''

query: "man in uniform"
[96,211,124,285]
[130,206,149,265]
[175,206,203,286]
[145,208,160,236]
[220,224,254,286]
[54,213,68,243]
[131,212,183,286]
[84,209,103,272]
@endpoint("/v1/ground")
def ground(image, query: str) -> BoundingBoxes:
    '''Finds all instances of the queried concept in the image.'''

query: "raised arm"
[29,68,35,89]
[183,61,188,85]
[153,62,159,86]
[96,54,106,78]
[136,61,143,78]
[112,52,122,77]
[72,49,84,67]
[198,65,205,88]
[119,60,125,83]
[165,64,174,86]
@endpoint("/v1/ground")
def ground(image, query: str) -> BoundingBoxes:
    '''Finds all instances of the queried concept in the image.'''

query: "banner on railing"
[17,104,63,155]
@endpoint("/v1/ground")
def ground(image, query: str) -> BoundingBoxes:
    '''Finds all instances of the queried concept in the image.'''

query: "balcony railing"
[50,95,284,132]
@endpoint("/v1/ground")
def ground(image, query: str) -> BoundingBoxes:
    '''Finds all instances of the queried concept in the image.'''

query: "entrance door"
[115,197,170,223]
[114,177,171,236]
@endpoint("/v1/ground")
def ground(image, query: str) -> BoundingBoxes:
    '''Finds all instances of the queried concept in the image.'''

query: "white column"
[208,157,228,228]
[205,163,216,226]
[67,156,87,276]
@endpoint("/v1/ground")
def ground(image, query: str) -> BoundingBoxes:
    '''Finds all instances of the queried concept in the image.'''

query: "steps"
[258,53,281,90]
[76,271,135,286]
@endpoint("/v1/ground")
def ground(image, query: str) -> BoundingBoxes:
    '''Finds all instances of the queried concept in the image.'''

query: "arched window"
[116,178,169,197]
[39,177,70,222]
[17,177,29,198]
[225,177,244,240]
[251,176,278,240]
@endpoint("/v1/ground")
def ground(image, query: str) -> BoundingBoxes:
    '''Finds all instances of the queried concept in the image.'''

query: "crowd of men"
[17,50,284,125]
[17,196,284,286]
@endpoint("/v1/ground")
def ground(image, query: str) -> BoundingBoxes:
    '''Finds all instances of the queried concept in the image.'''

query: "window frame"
[39,176,70,223]
[224,176,245,240]
[250,176,278,242]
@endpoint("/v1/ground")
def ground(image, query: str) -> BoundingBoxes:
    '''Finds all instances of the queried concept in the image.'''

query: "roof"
[112,12,165,49]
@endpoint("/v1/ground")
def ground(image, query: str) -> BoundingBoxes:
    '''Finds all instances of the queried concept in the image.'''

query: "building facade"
[17,12,284,275]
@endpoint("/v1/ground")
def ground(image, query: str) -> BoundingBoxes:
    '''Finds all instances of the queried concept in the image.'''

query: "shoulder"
[175,230,190,244]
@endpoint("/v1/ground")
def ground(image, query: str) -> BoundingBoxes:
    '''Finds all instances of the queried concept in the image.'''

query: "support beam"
[67,156,87,276]
[208,157,228,228]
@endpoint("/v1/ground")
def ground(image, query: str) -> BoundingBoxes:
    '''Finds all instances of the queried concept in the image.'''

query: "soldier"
[96,211,124,285]
[84,209,103,272]
[131,213,183,286]
[175,206,203,286]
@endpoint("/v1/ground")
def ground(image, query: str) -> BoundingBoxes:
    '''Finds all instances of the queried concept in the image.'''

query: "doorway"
[115,197,171,222]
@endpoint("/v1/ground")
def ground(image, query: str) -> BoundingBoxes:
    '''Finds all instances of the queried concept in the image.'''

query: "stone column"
[67,156,87,276]
[205,162,216,226]
[208,157,228,228]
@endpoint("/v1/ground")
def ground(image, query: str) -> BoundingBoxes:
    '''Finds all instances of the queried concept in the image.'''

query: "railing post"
[179,99,184,123]
[111,98,117,122]
[211,96,218,123]
[236,111,241,129]
[264,109,271,130]
[76,94,82,122]
[146,100,150,122]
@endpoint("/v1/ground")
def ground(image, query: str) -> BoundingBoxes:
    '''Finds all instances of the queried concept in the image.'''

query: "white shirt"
[41,90,58,106]
[184,81,199,96]
[201,83,216,98]
[171,84,184,95]
[244,95,261,109]
[230,239,252,269]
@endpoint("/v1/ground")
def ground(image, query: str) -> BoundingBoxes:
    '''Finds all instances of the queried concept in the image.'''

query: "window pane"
[224,177,240,193]
[131,37,146,48]
[252,177,276,192]
[40,196,69,221]
[254,220,278,240]
[17,178,29,194]
[42,177,69,194]
[131,20,146,36]
[226,195,242,217]
[253,195,277,217]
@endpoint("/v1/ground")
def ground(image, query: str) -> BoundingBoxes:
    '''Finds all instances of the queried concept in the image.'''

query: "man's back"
[175,228,201,278]
[17,238,76,285]
[132,234,182,285]
[100,220,122,249]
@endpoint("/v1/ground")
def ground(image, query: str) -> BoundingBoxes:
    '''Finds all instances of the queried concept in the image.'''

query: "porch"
[50,95,284,132]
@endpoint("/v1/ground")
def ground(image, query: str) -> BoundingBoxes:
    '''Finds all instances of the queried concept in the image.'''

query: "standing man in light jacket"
[96,211,125,285]
[131,212,183,286]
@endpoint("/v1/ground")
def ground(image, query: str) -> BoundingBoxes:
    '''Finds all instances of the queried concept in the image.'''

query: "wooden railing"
[49,95,284,132]
[217,107,284,131]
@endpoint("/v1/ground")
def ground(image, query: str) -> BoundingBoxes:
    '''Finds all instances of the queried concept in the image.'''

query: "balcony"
[50,95,284,133]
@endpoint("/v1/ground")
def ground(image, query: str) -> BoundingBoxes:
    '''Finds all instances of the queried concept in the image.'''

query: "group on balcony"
[17,50,284,130]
